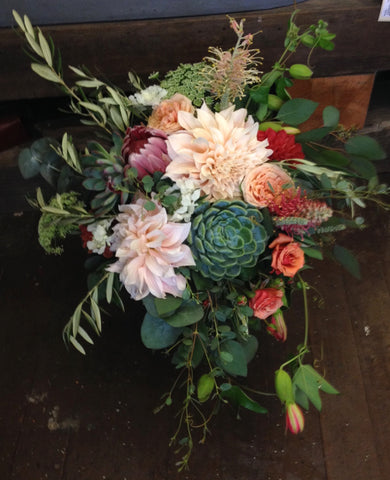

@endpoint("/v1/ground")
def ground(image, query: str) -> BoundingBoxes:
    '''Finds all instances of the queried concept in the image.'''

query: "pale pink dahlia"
[108,198,195,301]
[164,104,271,201]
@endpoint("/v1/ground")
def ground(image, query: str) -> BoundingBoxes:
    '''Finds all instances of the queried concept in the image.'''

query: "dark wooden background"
[1,0,390,102]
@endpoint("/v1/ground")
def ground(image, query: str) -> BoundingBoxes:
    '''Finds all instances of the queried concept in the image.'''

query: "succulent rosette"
[187,199,269,281]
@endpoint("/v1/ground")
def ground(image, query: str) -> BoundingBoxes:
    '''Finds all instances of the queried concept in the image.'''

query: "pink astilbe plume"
[269,188,333,236]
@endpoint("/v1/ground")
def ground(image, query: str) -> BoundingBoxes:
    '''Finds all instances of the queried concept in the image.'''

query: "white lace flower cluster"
[86,219,113,255]
[128,85,168,107]
[165,179,201,223]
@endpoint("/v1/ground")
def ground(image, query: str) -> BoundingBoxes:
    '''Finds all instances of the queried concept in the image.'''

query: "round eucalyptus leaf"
[18,148,41,179]
[140,313,182,350]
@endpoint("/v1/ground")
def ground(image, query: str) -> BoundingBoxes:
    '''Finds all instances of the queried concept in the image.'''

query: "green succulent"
[82,132,136,215]
[188,200,268,281]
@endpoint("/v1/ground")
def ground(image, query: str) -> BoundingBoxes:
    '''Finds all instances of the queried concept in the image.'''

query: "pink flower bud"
[286,403,305,434]
[236,295,247,306]
[266,310,287,342]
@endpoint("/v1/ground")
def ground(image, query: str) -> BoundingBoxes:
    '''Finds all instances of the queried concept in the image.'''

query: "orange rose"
[148,93,194,134]
[242,163,295,208]
[269,233,305,277]
[249,288,284,320]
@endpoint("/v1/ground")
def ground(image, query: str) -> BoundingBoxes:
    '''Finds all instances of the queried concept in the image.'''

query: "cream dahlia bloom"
[164,104,271,201]
[108,197,195,301]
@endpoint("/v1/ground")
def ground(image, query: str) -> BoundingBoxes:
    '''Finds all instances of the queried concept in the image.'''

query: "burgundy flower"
[257,128,304,162]
[122,125,170,179]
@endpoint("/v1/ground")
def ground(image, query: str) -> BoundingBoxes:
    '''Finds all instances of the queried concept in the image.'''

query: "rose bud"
[266,310,287,342]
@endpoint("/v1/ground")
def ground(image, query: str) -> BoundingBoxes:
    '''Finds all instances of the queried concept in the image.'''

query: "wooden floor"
[1,92,390,480]
[1,188,389,480]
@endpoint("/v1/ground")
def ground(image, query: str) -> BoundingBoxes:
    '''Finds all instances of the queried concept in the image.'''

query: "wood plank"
[304,208,390,479]
[341,207,390,477]
[0,212,327,478]
[288,74,375,130]
[1,0,389,101]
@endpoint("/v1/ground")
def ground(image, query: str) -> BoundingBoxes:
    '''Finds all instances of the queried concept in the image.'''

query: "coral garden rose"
[242,163,295,208]
[122,125,170,179]
[269,233,305,277]
[148,93,195,134]
[165,103,271,202]
[249,287,284,320]
[107,197,195,301]
[257,128,304,162]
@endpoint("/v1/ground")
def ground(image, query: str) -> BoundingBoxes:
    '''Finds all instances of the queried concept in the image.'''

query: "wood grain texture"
[0,197,389,479]
[1,0,389,101]
[288,74,376,130]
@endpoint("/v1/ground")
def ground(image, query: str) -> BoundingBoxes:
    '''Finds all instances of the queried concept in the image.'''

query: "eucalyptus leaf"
[164,301,204,327]
[40,162,58,187]
[276,98,318,126]
[345,135,386,160]
[240,335,259,364]
[295,126,332,143]
[322,105,340,127]
[249,84,270,104]
[302,247,323,260]
[18,148,41,179]
[154,296,183,317]
[221,385,267,414]
[333,244,361,279]
[141,313,182,349]
[219,340,247,377]
[349,156,377,180]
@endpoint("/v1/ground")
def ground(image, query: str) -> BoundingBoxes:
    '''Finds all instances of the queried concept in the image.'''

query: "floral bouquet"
[13,10,389,470]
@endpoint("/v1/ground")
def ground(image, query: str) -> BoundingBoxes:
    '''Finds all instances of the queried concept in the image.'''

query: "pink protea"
[107,197,195,301]
[122,125,170,179]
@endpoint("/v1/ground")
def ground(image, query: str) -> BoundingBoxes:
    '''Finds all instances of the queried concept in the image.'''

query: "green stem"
[297,273,310,349]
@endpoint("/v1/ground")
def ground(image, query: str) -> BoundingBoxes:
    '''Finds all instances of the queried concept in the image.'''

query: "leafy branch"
[12,10,134,134]
[63,270,121,354]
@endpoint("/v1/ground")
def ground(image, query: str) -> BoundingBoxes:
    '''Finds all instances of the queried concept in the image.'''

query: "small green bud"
[289,64,313,80]
[197,374,214,403]
[281,126,301,135]
[267,94,284,111]
[301,34,315,48]
[275,369,294,404]
[258,121,284,132]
